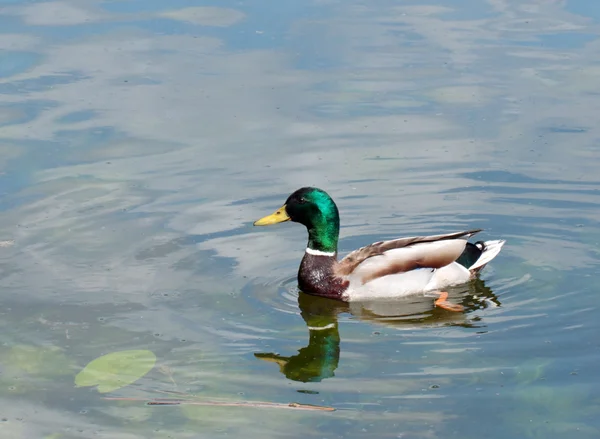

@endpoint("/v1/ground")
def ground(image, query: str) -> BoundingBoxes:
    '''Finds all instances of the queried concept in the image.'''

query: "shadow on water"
[255,278,500,382]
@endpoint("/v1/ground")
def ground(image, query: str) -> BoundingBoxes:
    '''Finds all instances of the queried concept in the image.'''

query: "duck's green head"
[254,187,340,253]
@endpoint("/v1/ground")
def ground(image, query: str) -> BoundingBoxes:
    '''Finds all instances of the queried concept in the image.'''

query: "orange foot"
[434,291,464,312]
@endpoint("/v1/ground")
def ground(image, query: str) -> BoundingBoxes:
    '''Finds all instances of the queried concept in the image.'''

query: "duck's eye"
[298,198,307,204]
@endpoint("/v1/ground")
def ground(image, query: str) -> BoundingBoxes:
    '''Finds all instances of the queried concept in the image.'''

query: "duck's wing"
[336,229,482,280]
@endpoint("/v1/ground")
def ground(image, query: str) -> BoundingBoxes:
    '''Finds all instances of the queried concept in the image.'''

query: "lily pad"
[75,350,156,393]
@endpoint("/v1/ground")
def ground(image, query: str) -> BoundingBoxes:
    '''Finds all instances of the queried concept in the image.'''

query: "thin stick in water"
[103,397,335,411]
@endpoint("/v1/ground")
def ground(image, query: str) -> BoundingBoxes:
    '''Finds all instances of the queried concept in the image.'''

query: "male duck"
[254,187,505,311]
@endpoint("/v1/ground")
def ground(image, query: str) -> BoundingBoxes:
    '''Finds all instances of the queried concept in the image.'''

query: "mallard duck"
[254,187,505,311]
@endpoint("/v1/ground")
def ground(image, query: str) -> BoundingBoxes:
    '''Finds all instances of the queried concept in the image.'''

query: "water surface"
[1,0,600,438]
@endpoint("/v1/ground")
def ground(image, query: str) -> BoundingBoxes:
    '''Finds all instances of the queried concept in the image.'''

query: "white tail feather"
[469,240,506,272]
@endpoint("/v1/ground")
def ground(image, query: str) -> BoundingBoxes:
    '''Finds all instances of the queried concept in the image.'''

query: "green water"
[1,0,600,438]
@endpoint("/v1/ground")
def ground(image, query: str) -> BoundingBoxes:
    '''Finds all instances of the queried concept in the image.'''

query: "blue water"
[0,1,599,438]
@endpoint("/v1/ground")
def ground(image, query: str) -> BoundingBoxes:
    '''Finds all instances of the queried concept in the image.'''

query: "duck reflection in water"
[255,292,342,382]
[254,278,500,383]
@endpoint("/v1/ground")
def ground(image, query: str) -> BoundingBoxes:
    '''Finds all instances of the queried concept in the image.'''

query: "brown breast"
[297,253,349,301]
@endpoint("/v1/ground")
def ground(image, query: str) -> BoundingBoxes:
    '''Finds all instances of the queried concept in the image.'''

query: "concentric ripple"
[243,275,302,317]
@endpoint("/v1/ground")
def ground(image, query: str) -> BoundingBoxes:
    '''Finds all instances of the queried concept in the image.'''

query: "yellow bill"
[254,205,290,226]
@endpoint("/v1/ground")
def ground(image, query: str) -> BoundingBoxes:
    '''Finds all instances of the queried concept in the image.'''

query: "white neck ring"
[305,247,335,257]
[307,323,336,331]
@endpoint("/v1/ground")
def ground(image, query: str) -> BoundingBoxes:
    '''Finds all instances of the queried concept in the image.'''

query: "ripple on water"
[244,275,303,317]
[243,264,534,339]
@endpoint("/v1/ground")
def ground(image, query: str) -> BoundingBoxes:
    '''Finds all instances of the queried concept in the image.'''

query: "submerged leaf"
[75,350,156,393]
[5,344,72,377]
